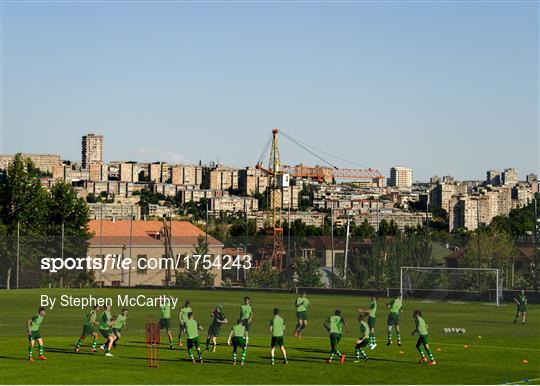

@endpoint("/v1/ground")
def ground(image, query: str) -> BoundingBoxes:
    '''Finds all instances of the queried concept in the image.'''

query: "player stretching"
[185,312,204,363]
[227,319,248,365]
[412,310,436,365]
[112,308,128,347]
[386,294,402,346]
[513,290,527,324]
[99,304,117,356]
[159,296,174,349]
[323,309,348,364]
[359,295,378,349]
[27,307,47,361]
[294,292,311,338]
[75,305,100,352]
[269,308,288,365]
[354,312,370,362]
[240,297,253,346]
[205,304,228,352]
[178,300,192,347]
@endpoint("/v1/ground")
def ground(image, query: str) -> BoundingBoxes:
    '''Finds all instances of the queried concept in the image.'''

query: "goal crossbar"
[400,266,502,306]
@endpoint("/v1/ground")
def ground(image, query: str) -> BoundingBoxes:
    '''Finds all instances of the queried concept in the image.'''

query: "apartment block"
[119,163,134,182]
[81,134,103,168]
[502,168,518,186]
[209,196,258,213]
[178,189,229,204]
[182,165,203,186]
[203,166,239,191]
[149,163,162,183]
[88,202,141,220]
[389,166,413,188]
[171,165,183,185]
[486,170,501,186]
[430,181,467,212]
[238,167,270,195]
[358,209,429,231]
[0,153,61,173]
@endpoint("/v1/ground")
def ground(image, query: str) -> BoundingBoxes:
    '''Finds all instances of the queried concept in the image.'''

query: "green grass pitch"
[0,288,538,384]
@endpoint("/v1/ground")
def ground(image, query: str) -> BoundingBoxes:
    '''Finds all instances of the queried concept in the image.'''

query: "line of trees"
[0,154,92,288]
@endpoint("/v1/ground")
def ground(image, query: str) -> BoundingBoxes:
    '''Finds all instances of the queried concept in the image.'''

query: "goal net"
[400,266,504,306]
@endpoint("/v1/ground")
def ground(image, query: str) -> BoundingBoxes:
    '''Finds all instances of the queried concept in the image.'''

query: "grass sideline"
[0,288,538,384]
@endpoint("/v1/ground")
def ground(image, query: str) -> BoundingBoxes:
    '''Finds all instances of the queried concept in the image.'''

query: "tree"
[245,260,282,288]
[174,236,216,288]
[460,229,518,290]
[0,157,92,288]
[291,254,322,288]
[0,154,49,234]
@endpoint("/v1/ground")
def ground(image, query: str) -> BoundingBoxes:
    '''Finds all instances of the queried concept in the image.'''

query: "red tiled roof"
[88,220,222,246]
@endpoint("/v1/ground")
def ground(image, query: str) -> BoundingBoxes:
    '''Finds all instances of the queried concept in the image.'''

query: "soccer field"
[0,288,538,385]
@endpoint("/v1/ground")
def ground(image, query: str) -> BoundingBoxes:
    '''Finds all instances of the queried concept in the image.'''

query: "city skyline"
[2,2,538,181]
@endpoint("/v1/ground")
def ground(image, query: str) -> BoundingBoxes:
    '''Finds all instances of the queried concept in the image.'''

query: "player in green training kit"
[513,290,527,324]
[269,308,288,365]
[412,310,436,365]
[205,304,228,352]
[159,296,175,349]
[227,319,248,365]
[75,305,100,352]
[112,308,128,347]
[27,307,46,361]
[178,299,192,347]
[354,312,370,362]
[240,296,253,345]
[185,312,204,363]
[386,294,402,346]
[99,304,117,356]
[294,292,311,338]
[359,295,378,349]
[323,309,349,364]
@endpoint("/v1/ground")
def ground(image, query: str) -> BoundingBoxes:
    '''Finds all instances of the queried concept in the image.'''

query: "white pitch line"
[434,341,540,352]
[504,377,540,384]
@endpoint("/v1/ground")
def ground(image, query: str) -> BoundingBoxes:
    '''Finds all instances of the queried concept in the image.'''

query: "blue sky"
[2,1,538,181]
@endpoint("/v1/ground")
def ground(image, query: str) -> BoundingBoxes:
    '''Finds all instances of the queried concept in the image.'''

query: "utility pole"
[205,201,209,246]
[331,206,335,291]
[287,203,291,267]
[60,222,64,288]
[476,198,481,269]
[344,213,350,281]
[535,196,539,290]
[16,221,20,289]
[376,200,380,235]
[128,205,133,288]
[99,203,103,288]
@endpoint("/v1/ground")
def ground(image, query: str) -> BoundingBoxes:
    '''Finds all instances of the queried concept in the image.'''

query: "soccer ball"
[463,345,469,349]
[522,359,528,365]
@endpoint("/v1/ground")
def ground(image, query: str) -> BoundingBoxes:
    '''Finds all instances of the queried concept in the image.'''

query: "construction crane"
[281,164,384,185]
[255,128,384,270]
[255,128,285,271]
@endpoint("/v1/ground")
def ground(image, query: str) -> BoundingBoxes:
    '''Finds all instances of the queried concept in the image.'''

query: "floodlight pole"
[400,267,404,300]
[16,221,20,289]
[331,206,335,291]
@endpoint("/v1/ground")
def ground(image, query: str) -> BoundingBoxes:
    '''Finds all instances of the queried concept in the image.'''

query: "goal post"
[400,266,503,306]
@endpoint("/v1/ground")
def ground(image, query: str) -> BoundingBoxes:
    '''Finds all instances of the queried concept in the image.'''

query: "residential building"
[486,170,501,186]
[88,203,141,221]
[149,163,162,183]
[502,168,518,186]
[430,181,467,212]
[0,153,61,173]
[209,196,258,213]
[81,134,103,168]
[389,166,413,188]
